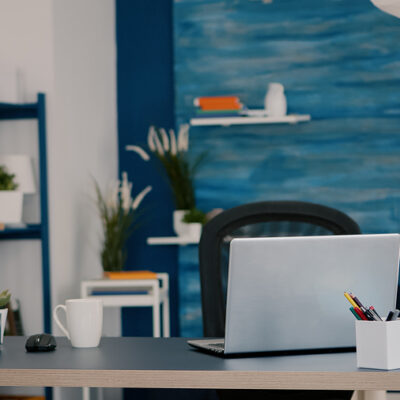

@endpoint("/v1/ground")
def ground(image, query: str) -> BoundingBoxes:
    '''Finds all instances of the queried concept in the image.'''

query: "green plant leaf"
[0,165,18,191]
[182,208,207,224]
[94,178,141,271]
[0,289,11,309]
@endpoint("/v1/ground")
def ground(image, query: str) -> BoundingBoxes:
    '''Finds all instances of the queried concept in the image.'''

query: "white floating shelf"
[190,114,311,127]
[147,236,199,245]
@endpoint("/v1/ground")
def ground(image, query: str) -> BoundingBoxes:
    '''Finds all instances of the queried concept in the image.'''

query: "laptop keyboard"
[209,342,225,353]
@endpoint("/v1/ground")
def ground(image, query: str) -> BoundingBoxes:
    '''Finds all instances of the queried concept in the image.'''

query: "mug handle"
[53,305,70,339]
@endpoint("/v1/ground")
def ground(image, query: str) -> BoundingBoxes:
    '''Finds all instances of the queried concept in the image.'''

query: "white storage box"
[356,319,400,370]
[0,191,23,223]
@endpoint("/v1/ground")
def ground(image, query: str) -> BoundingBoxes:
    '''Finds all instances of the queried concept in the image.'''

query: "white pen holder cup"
[53,299,103,348]
[356,319,400,370]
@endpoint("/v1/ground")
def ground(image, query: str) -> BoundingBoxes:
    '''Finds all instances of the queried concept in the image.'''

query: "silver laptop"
[188,234,400,355]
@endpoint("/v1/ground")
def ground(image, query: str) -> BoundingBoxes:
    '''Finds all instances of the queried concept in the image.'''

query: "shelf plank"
[0,102,38,120]
[147,236,199,245]
[190,114,311,127]
[0,224,42,240]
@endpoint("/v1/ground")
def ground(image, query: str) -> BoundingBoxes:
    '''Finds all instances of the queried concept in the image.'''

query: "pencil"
[349,307,362,320]
[344,292,358,308]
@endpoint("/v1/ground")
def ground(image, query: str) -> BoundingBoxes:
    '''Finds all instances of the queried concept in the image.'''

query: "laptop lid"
[224,234,400,355]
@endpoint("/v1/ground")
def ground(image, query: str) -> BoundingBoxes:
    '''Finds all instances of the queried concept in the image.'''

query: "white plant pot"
[187,223,202,241]
[0,191,23,223]
[0,155,36,193]
[173,210,191,237]
[0,308,8,344]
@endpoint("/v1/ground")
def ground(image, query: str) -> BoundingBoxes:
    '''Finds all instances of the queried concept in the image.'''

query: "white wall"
[0,0,118,398]
[51,0,118,317]
[0,0,55,337]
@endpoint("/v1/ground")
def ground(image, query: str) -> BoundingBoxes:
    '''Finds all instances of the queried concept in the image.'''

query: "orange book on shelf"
[194,96,242,110]
[0,397,45,400]
[104,271,157,280]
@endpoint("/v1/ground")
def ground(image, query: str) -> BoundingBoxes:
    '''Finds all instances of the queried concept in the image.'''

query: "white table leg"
[152,285,161,338]
[163,296,170,337]
[354,391,387,400]
[82,387,90,400]
[160,273,170,338]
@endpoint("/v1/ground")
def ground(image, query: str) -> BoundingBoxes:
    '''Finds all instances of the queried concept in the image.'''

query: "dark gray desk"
[0,337,397,390]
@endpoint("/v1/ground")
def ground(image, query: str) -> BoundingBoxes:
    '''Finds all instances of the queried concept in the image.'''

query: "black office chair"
[198,200,361,400]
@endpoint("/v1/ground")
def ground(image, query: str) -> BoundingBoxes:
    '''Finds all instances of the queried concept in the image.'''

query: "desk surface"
[0,337,398,390]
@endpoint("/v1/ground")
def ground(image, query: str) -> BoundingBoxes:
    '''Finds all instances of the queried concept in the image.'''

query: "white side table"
[80,274,170,400]
[80,273,170,338]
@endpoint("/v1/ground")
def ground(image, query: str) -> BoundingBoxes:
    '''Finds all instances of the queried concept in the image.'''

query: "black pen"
[363,308,377,321]
[369,306,383,321]
[386,311,394,321]
[359,307,374,321]
[388,309,400,321]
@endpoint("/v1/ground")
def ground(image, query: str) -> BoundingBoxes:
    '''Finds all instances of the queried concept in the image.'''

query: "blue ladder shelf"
[0,94,51,332]
[0,224,42,240]
[0,102,38,120]
[0,94,52,400]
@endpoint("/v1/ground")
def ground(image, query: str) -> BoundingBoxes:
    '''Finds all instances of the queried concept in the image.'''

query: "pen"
[349,293,364,308]
[361,307,376,321]
[369,306,383,321]
[344,292,358,308]
[387,309,400,321]
[349,307,362,320]
[354,307,368,320]
[349,293,374,320]
[348,292,378,321]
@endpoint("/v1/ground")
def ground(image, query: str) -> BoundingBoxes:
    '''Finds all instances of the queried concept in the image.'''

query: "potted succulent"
[0,289,11,344]
[0,165,23,226]
[95,172,152,272]
[182,208,207,241]
[146,124,206,237]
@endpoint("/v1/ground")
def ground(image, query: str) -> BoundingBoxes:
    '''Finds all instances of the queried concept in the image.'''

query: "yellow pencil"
[344,292,358,308]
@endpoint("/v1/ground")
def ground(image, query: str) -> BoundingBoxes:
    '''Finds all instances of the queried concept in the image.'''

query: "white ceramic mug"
[53,299,103,348]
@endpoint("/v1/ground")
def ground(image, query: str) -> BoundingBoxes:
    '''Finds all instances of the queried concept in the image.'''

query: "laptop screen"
[224,234,400,354]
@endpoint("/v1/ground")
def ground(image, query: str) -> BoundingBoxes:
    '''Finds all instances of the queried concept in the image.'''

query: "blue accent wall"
[116,0,179,338]
[174,0,400,336]
[116,0,400,341]
[115,2,400,399]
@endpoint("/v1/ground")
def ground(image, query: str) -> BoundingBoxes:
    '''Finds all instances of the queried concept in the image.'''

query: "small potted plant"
[0,289,11,344]
[95,172,152,272]
[146,124,206,237]
[0,165,23,227]
[182,208,207,241]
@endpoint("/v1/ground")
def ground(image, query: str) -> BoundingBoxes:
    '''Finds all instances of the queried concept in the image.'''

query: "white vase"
[187,223,202,241]
[0,308,8,344]
[264,82,287,117]
[173,210,191,237]
[0,191,23,224]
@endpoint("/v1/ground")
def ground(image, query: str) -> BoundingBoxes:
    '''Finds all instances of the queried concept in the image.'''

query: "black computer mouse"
[25,333,57,352]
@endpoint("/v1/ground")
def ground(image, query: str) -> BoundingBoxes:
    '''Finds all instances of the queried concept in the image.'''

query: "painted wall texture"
[116,0,180,340]
[174,0,400,336]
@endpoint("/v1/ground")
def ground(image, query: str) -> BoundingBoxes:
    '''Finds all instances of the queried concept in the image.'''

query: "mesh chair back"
[198,201,361,337]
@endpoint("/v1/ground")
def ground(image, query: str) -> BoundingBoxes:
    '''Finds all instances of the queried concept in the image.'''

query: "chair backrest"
[198,200,361,337]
